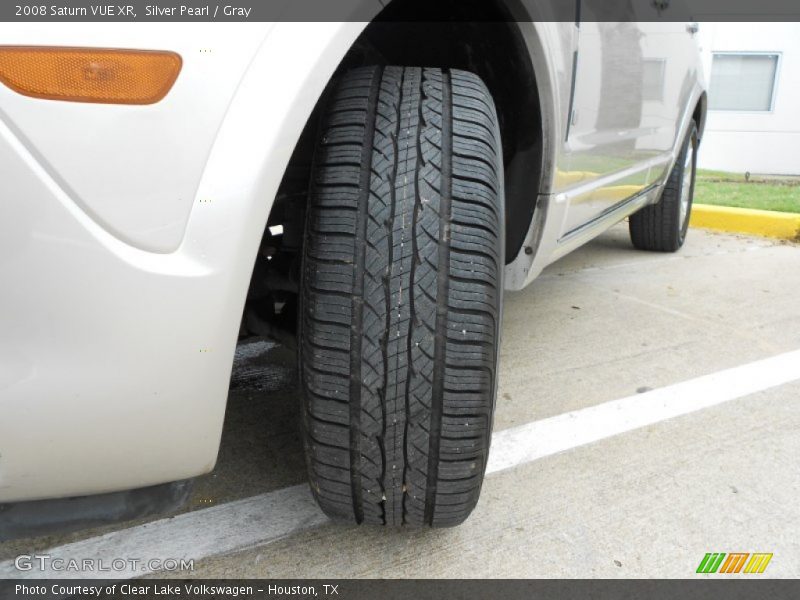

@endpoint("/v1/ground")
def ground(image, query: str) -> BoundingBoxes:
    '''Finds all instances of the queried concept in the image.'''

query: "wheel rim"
[679,144,694,227]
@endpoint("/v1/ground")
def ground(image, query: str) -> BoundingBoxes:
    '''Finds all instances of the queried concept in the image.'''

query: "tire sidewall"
[678,123,699,245]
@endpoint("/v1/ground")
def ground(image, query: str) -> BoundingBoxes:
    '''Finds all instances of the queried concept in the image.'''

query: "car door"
[558,0,697,236]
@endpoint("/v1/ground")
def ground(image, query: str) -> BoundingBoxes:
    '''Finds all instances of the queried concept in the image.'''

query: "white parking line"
[0,485,327,580]
[2,348,799,579]
[487,348,800,474]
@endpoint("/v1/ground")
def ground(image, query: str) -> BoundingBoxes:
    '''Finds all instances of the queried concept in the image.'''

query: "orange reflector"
[0,47,182,105]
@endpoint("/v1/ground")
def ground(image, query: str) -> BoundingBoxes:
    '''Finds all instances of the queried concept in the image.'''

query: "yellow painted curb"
[690,204,800,241]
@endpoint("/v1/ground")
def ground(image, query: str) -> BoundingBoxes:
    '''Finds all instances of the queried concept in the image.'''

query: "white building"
[697,23,800,175]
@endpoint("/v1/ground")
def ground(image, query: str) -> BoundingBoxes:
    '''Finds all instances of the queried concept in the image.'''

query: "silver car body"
[0,16,705,502]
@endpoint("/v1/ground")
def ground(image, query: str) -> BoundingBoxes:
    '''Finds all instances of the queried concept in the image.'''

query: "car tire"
[299,66,504,527]
[629,122,698,252]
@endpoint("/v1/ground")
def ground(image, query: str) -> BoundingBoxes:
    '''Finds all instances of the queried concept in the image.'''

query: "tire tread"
[301,66,502,527]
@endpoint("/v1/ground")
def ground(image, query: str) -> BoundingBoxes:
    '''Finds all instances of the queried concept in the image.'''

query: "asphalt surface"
[2,223,799,578]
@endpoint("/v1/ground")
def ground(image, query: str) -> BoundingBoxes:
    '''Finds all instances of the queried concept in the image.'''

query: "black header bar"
[2,0,800,22]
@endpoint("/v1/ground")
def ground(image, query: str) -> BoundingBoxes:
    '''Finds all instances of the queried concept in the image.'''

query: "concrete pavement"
[2,224,798,578]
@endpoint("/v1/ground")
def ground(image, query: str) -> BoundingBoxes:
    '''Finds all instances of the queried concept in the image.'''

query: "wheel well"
[693,92,708,142]
[348,2,544,261]
[241,6,543,343]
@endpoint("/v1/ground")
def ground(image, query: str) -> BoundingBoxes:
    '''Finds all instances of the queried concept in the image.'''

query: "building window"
[709,53,779,112]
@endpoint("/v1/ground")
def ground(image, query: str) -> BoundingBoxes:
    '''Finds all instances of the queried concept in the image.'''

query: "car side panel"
[505,17,706,290]
[0,22,368,502]
[0,24,270,253]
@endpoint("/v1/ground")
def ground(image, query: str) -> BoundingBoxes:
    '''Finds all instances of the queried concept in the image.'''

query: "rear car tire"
[629,122,698,252]
[300,66,504,527]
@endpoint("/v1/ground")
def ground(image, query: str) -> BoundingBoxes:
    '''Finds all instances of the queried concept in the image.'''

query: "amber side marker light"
[0,47,182,105]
